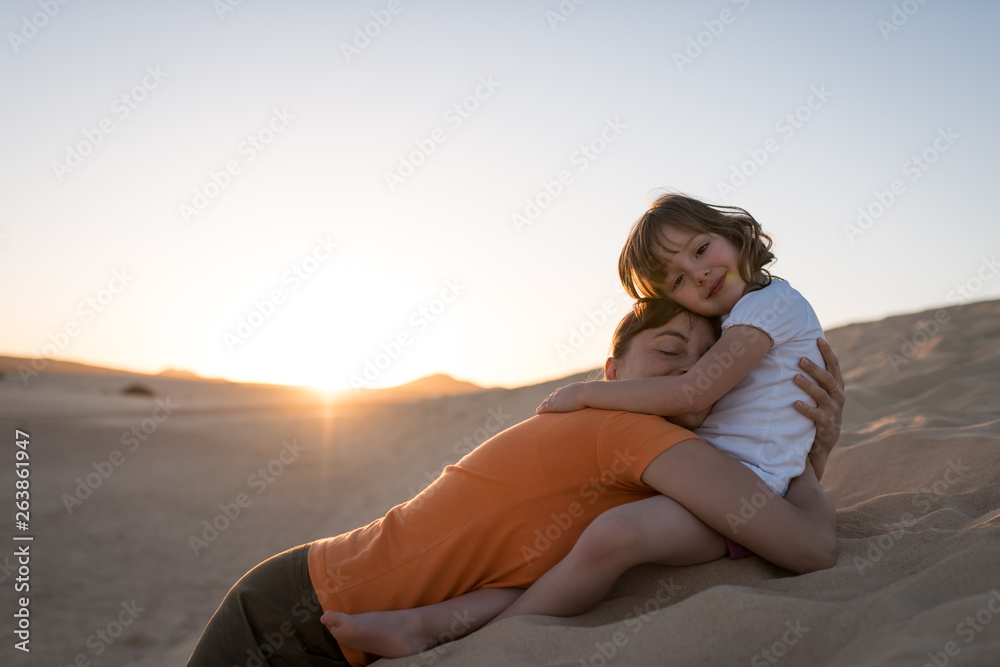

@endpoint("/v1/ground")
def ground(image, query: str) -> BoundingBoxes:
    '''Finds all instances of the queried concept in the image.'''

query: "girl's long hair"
[618,192,776,300]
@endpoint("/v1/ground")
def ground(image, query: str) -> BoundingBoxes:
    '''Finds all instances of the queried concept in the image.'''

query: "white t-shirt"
[695,279,825,496]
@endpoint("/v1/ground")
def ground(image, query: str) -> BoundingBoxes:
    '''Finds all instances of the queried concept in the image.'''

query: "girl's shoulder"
[735,277,809,310]
[724,279,820,343]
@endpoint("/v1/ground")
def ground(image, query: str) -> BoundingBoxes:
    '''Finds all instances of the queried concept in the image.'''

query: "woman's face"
[605,312,717,381]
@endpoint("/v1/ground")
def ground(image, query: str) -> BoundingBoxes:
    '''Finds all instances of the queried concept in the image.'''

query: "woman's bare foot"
[321,609,431,659]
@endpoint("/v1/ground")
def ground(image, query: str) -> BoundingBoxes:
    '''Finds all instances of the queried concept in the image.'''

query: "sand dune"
[1,300,998,666]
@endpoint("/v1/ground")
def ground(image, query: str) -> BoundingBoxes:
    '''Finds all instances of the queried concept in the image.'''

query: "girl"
[540,192,830,488]
[320,191,841,658]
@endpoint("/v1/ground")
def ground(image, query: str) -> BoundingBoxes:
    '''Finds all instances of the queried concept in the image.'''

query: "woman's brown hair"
[607,298,720,365]
[618,193,776,300]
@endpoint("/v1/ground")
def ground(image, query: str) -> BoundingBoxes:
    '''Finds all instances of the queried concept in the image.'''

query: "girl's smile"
[708,274,726,298]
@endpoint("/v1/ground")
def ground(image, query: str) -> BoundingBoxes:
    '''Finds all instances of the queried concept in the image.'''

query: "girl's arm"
[665,405,713,430]
[538,325,771,416]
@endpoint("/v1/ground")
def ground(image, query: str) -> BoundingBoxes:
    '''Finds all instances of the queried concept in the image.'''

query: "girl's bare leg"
[322,587,521,659]
[641,444,837,573]
[489,495,725,625]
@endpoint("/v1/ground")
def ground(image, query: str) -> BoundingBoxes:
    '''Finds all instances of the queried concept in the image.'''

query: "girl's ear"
[604,358,619,381]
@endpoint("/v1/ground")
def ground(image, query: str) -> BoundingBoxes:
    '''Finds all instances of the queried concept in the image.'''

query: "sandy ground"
[1,299,998,667]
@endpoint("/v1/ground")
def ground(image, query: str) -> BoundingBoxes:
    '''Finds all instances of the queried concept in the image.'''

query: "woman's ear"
[604,357,619,381]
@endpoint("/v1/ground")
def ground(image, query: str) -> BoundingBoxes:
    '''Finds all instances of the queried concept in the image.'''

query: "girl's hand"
[536,382,590,414]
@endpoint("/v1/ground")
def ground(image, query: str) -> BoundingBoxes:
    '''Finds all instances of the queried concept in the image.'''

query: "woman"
[188,299,844,666]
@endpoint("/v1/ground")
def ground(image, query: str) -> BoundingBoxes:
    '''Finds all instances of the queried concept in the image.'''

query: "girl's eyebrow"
[653,236,683,263]
[656,242,691,273]
[656,230,703,258]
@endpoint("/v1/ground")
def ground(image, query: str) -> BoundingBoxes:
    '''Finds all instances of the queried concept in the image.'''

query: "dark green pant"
[187,544,349,666]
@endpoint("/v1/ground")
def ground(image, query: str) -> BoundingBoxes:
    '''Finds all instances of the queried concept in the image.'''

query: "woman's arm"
[538,325,771,415]
[640,438,837,574]
[793,338,845,481]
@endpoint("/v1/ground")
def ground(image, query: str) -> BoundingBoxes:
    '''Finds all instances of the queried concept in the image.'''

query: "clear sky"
[2,0,998,391]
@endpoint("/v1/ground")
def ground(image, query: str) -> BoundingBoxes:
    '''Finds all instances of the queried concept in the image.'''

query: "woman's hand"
[793,338,845,481]
[536,382,590,414]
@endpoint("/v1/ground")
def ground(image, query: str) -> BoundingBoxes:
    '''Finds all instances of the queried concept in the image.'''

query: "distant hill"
[156,367,204,380]
[395,373,483,395]
[0,356,139,377]
[339,373,487,403]
[0,355,213,382]
[0,355,486,403]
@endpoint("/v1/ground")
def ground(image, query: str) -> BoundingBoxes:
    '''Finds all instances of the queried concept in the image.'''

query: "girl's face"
[655,227,747,317]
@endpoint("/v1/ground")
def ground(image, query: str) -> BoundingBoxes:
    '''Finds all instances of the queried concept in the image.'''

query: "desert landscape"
[1,298,999,667]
